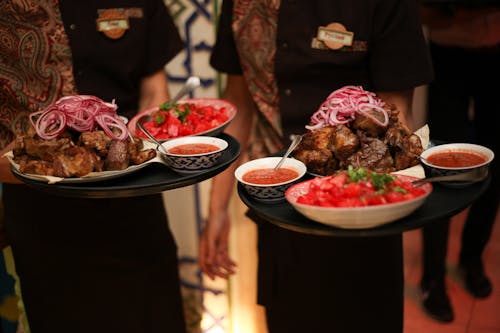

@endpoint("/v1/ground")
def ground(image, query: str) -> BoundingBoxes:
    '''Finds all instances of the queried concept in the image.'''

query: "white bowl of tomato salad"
[235,157,307,203]
[285,166,432,229]
[128,98,237,141]
[159,136,228,174]
[420,143,494,187]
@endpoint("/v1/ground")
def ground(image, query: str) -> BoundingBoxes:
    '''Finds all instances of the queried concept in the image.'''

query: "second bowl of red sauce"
[235,157,307,203]
[420,143,494,187]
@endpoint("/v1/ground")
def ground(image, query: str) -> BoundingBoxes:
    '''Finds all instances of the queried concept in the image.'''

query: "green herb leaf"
[347,165,367,182]
[177,104,191,124]
[393,186,407,193]
[154,113,165,125]
[159,101,175,111]
[370,173,395,190]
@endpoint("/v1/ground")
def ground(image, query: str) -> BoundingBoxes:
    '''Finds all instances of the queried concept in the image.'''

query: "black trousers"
[422,43,499,282]
[3,184,186,333]
[255,219,403,333]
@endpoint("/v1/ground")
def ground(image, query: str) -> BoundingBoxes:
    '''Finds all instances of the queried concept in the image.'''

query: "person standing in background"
[418,2,500,323]
[199,1,433,332]
[0,1,187,332]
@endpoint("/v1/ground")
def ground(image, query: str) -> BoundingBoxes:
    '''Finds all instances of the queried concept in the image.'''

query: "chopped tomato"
[138,102,229,140]
[296,167,427,208]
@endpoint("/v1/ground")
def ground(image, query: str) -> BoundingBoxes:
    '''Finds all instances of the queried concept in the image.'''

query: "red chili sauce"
[242,168,299,185]
[427,150,487,168]
[168,143,219,155]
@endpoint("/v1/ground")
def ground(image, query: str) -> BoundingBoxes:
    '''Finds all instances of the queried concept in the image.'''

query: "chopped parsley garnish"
[370,172,395,190]
[347,165,367,182]
[154,113,165,125]
[159,101,191,124]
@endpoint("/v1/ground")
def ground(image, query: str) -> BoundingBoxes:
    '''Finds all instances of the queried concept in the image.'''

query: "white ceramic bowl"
[235,157,307,203]
[159,136,228,174]
[285,175,432,229]
[420,143,494,187]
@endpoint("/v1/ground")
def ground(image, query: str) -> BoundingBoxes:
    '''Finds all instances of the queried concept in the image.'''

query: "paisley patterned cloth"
[232,0,284,158]
[0,0,76,150]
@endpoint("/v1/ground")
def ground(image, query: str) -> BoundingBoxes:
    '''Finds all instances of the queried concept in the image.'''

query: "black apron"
[3,184,186,333]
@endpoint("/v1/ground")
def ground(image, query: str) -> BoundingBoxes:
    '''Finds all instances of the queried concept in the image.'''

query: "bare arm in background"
[199,75,256,280]
[138,69,171,112]
[376,89,415,130]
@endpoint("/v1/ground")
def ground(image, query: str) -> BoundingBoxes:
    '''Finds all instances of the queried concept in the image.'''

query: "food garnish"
[306,86,388,130]
[29,95,128,140]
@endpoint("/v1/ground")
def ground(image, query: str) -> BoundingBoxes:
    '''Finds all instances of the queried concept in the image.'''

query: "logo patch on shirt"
[316,22,353,49]
[312,22,367,52]
[96,8,143,39]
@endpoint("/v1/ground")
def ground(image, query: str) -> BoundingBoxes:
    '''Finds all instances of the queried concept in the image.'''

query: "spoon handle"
[137,121,167,154]
[412,169,488,185]
[274,135,303,170]
[171,76,201,104]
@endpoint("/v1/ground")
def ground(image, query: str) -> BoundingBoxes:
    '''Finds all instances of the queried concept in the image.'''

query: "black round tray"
[238,175,490,237]
[14,133,240,198]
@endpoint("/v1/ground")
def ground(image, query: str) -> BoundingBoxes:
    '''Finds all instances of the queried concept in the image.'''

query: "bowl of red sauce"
[235,157,307,203]
[159,136,228,174]
[420,143,494,187]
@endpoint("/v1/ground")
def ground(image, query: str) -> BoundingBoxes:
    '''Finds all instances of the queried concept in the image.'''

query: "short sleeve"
[145,0,184,75]
[210,0,243,74]
[369,0,434,90]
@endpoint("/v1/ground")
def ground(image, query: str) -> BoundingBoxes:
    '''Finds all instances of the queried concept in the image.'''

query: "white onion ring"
[30,95,127,140]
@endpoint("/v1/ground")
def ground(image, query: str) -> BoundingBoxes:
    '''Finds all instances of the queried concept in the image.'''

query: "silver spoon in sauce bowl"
[274,134,303,170]
[137,118,168,154]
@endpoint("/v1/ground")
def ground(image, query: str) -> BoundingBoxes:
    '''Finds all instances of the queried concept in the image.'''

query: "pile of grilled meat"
[13,127,156,178]
[293,104,423,175]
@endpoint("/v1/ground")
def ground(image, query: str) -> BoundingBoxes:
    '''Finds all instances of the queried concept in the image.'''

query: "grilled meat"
[392,133,424,170]
[20,137,74,162]
[128,138,156,165]
[331,125,359,160]
[53,146,101,177]
[13,128,156,177]
[352,109,387,137]
[80,131,112,156]
[344,135,395,173]
[18,158,55,176]
[294,148,337,176]
[105,140,130,170]
[292,103,422,175]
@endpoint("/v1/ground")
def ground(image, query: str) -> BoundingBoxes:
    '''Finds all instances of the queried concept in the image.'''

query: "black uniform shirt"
[211,0,433,138]
[59,0,184,118]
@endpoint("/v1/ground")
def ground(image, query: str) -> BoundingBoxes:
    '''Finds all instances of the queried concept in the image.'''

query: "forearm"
[376,89,415,130]
[1,142,22,184]
[138,69,170,112]
[208,75,255,217]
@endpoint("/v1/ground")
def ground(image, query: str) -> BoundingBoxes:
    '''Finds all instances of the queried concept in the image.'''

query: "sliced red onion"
[30,95,126,140]
[307,86,388,130]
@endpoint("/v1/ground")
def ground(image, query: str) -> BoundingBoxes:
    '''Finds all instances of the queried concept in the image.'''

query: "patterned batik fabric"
[0,0,76,150]
[232,0,284,158]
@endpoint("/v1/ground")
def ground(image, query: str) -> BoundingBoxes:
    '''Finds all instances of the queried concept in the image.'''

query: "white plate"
[5,140,162,184]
